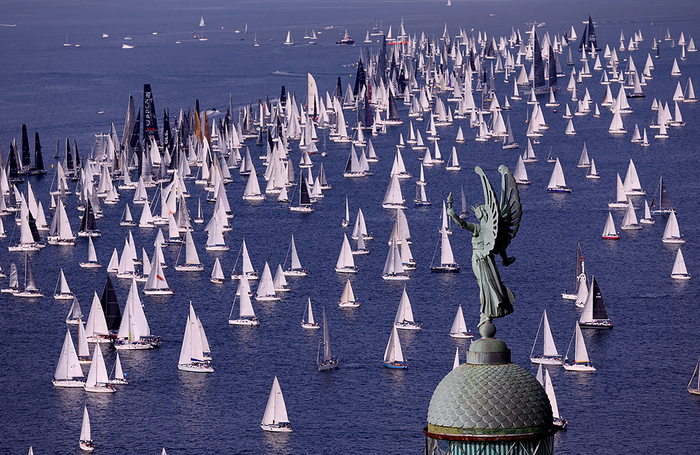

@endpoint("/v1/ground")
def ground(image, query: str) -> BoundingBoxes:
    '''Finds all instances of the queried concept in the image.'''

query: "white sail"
[238,277,256,319]
[440,228,456,265]
[339,279,357,307]
[255,262,279,300]
[544,369,561,420]
[547,158,568,190]
[542,310,559,357]
[662,211,684,243]
[394,286,416,326]
[450,304,469,337]
[573,324,590,364]
[84,292,109,341]
[84,343,112,391]
[261,376,290,429]
[602,212,619,238]
[335,234,357,272]
[80,406,92,443]
[671,248,690,279]
[384,326,405,364]
[53,329,84,382]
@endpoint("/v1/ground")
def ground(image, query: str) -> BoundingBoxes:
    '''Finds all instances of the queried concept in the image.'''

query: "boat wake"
[272,71,306,77]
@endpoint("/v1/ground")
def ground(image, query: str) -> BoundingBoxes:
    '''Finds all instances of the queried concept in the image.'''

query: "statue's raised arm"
[449,165,521,329]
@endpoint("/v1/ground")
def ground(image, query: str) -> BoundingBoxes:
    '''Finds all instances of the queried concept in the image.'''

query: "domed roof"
[427,362,552,436]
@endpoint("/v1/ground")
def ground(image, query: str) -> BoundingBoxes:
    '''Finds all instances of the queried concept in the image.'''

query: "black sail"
[143,84,160,143]
[533,31,546,90]
[34,133,45,172]
[20,124,31,167]
[590,277,609,320]
[101,276,122,331]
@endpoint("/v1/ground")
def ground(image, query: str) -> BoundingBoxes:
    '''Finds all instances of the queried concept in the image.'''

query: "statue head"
[471,204,486,221]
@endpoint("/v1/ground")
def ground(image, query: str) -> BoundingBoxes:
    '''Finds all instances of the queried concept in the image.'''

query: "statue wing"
[474,166,499,256]
[496,165,522,252]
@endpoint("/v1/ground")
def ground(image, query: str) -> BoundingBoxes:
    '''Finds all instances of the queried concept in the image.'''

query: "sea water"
[0,1,698,454]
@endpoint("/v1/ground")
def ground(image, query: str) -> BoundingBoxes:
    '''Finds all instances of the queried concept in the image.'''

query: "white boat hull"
[283,269,307,277]
[261,423,292,433]
[178,363,214,373]
[52,379,86,388]
[662,237,686,244]
[382,274,409,281]
[54,293,75,300]
[80,440,95,452]
[14,291,44,298]
[143,289,174,295]
[79,262,102,268]
[395,321,421,330]
[672,273,691,280]
[530,356,564,365]
[335,267,359,273]
[338,302,360,308]
[561,293,577,300]
[173,264,204,272]
[450,332,474,339]
[84,385,116,393]
[301,322,320,329]
[229,318,260,326]
[563,363,596,372]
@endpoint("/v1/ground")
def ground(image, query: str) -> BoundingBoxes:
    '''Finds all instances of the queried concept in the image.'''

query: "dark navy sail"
[548,44,558,88]
[31,132,46,175]
[533,31,546,91]
[143,84,160,143]
[20,124,31,168]
[101,276,122,332]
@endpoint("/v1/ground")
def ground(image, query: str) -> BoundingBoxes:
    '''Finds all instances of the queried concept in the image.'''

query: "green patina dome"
[427,336,553,437]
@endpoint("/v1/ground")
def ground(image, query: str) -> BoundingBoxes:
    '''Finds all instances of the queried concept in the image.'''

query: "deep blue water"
[0,1,699,454]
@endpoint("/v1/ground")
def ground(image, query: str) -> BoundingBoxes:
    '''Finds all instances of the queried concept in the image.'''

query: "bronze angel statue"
[447,165,522,328]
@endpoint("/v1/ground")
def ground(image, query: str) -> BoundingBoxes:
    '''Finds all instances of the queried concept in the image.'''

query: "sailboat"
[255,262,280,301]
[120,204,136,227]
[79,406,95,451]
[578,276,613,328]
[178,303,214,373]
[14,254,43,298]
[84,292,111,343]
[650,176,675,214]
[544,369,568,429]
[228,277,259,326]
[289,172,314,213]
[563,323,596,371]
[640,200,655,224]
[382,174,406,209]
[47,200,75,245]
[66,297,83,324]
[662,211,685,243]
[394,286,421,330]
[84,343,116,392]
[335,234,358,273]
[261,376,292,432]
[512,155,530,185]
[586,159,600,179]
[671,248,691,280]
[338,279,359,308]
[577,143,591,168]
[108,353,128,385]
[210,258,225,283]
[351,208,373,240]
[143,259,173,295]
[173,230,203,271]
[53,268,74,300]
[79,237,102,268]
[449,304,473,338]
[522,139,537,163]
[562,242,586,300]
[231,239,258,280]
[430,228,459,272]
[530,309,563,364]
[301,297,320,329]
[620,198,642,230]
[317,308,338,371]
[342,195,350,227]
[609,174,629,208]
[284,31,293,45]
[382,238,409,280]
[283,235,307,276]
[115,278,160,349]
[547,158,571,192]
[383,326,407,369]
[77,199,100,237]
[52,329,85,387]
[602,211,620,239]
